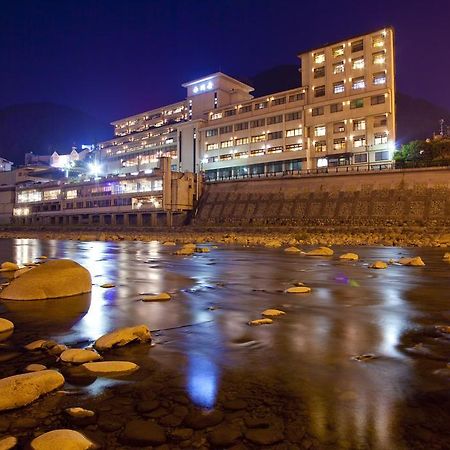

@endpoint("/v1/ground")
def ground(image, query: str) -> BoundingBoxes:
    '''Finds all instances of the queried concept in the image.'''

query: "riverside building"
[97,27,395,180]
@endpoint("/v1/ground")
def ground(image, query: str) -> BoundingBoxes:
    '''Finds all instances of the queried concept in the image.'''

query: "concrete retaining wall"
[195,167,450,227]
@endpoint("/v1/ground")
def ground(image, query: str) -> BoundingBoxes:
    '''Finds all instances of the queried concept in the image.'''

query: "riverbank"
[0,226,449,247]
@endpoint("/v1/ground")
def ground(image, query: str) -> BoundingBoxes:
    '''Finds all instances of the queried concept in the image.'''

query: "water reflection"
[187,353,220,409]
[2,293,91,330]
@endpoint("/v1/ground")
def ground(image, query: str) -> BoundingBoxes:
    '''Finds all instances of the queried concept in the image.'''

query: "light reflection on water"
[1,238,449,448]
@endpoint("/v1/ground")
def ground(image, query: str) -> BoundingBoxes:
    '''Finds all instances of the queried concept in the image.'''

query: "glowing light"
[88,162,102,177]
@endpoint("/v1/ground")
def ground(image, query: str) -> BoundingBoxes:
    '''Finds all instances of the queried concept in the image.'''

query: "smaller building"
[13,158,199,227]
[0,157,13,172]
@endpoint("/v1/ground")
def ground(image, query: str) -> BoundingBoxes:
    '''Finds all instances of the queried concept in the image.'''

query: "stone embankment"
[0,228,449,247]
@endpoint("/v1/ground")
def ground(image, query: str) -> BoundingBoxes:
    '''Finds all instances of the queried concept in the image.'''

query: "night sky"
[1,0,449,123]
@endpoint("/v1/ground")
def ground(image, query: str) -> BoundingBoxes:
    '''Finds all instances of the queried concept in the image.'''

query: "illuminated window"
[315,125,326,137]
[17,190,42,203]
[251,134,266,143]
[333,121,345,133]
[374,132,388,145]
[354,153,368,163]
[353,135,366,148]
[43,189,61,201]
[372,35,385,48]
[352,57,364,70]
[352,77,365,90]
[210,112,222,120]
[267,146,283,154]
[312,106,324,116]
[289,93,304,102]
[235,137,249,145]
[333,138,346,150]
[333,81,345,94]
[254,101,268,110]
[373,51,386,65]
[353,119,366,131]
[206,128,218,137]
[66,190,78,199]
[286,143,302,152]
[206,143,219,150]
[314,66,325,78]
[332,45,344,58]
[220,154,232,160]
[373,72,386,85]
[333,61,345,74]
[250,149,264,157]
[315,140,327,152]
[351,39,364,52]
[314,52,325,64]
[314,85,325,97]
[235,151,249,159]
[224,109,236,117]
[220,140,233,148]
[286,128,302,137]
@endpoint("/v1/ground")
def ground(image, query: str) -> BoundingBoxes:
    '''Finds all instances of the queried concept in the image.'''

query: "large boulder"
[82,361,139,375]
[94,325,151,351]
[30,429,96,450]
[0,260,91,300]
[0,370,64,411]
[398,257,425,266]
[60,349,102,364]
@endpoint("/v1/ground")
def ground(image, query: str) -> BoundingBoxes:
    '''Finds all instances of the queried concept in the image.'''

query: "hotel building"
[97,27,395,179]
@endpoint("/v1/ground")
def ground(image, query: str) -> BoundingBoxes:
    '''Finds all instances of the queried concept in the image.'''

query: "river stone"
[195,247,210,253]
[94,324,151,351]
[285,286,311,294]
[261,309,286,318]
[141,293,171,302]
[370,261,388,269]
[184,409,224,429]
[0,319,14,333]
[30,429,96,449]
[0,262,19,272]
[24,340,48,351]
[0,259,91,300]
[175,246,195,255]
[170,428,193,441]
[248,318,273,326]
[122,419,166,446]
[136,399,160,413]
[443,252,450,260]
[0,370,65,411]
[0,436,17,450]
[25,364,47,372]
[82,361,139,375]
[208,423,242,447]
[264,239,282,248]
[60,349,102,364]
[65,407,95,418]
[162,241,176,246]
[305,247,334,256]
[339,253,359,261]
[245,427,284,445]
[398,256,425,266]
[284,246,301,253]
[223,399,248,410]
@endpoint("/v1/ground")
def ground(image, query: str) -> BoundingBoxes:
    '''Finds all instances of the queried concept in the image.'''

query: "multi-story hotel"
[97,27,395,179]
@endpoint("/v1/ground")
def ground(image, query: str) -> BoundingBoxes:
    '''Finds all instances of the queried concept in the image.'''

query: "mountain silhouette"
[0,102,111,164]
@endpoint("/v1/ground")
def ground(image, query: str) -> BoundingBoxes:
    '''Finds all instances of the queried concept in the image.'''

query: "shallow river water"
[0,238,449,449]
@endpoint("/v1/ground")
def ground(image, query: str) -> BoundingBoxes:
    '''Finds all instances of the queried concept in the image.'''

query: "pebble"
[25,364,47,372]
[261,309,286,318]
[208,423,242,447]
[248,318,273,326]
[0,436,17,450]
[285,286,311,294]
[184,409,224,429]
[245,427,284,445]
[141,292,171,302]
[170,428,193,441]
[122,419,166,446]
[136,399,160,413]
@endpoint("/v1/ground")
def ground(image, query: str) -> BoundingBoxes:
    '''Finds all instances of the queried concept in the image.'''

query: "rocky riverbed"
[0,238,449,449]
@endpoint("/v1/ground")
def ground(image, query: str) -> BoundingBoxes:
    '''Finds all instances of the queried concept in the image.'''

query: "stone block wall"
[195,168,450,227]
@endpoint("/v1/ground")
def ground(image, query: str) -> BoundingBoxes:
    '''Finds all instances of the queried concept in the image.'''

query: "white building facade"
[98,27,395,180]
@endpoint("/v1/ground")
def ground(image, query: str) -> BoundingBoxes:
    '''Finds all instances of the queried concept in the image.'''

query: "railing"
[205,163,396,182]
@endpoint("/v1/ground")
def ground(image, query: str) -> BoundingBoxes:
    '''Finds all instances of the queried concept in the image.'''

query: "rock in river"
[141,292,171,302]
[248,318,273,326]
[94,325,151,351]
[0,436,17,450]
[285,286,311,293]
[30,429,96,450]
[305,247,334,256]
[370,261,388,269]
[0,262,19,272]
[398,256,425,266]
[82,361,139,375]
[60,348,102,364]
[0,318,14,333]
[122,420,166,446]
[0,259,91,300]
[339,253,359,261]
[0,370,64,411]
[261,309,286,317]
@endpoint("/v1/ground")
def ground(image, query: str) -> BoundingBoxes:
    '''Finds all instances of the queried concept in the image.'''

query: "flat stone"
[285,286,311,294]
[208,423,242,447]
[248,318,273,326]
[0,436,17,450]
[122,419,166,446]
[170,428,193,441]
[82,361,139,375]
[60,349,102,364]
[25,364,47,372]
[24,340,48,351]
[305,247,334,256]
[11,417,38,429]
[94,325,151,351]
[0,319,14,333]
[261,309,286,318]
[159,414,184,427]
[30,429,96,449]
[136,399,160,413]
[0,370,64,411]
[141,293,171,302]
[0,262,19,272]
[98,416,124,432]
[184,409,224,429]
[284,247,301,253]
[339,253,359,261]
[245,427,284,445]
[370,261,388,269]
[398,256,425,266]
